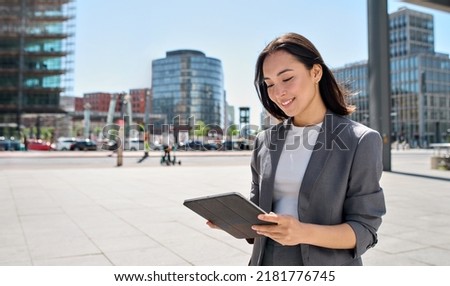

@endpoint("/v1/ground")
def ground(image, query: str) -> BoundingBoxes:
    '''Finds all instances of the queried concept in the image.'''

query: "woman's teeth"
[281,98,293,106]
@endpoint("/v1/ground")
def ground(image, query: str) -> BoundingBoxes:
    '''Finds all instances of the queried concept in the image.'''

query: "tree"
[226,124,240,137]
[193,120,209,137]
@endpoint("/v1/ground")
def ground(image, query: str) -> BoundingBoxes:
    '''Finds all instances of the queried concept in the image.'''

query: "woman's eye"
[282,76,293,82]
[266,83,274,88]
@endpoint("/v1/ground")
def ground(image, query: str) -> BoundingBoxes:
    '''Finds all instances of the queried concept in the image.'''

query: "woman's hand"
[252,213,357,249]
[252,212,304,246]
[206,220,221,229]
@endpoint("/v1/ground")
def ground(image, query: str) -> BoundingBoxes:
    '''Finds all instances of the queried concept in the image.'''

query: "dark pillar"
[36,116,41,139]
[17,0,26,136]
[239,107,250,139]
[144,89,151,129]
[368,0,391,171]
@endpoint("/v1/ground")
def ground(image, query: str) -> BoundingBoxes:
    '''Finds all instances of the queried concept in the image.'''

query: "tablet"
[183,192,275,239]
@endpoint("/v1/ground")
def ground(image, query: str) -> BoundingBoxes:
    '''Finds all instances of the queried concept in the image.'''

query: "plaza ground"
[0,149,449,265]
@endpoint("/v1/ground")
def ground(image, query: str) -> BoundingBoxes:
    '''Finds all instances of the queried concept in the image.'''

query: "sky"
[73,0,450,124]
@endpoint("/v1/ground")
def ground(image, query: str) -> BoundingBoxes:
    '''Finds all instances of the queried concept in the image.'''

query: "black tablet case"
[183,192,275,239]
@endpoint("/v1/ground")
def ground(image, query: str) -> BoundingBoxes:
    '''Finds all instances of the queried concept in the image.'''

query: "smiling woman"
[262,50,325,127]
[245,32,386,266]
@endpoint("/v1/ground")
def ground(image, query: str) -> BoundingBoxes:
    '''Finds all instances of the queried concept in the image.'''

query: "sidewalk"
[0,150,449,265]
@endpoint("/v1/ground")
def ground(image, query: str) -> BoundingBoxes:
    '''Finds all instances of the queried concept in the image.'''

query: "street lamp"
[390,111,398,142]
[144,89,151,128]
[83,102,91,139]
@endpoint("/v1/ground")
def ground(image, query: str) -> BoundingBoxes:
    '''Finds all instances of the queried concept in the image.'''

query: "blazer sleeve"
[246,133,262,245]
[345,129,386,258]
[250,132,263,205]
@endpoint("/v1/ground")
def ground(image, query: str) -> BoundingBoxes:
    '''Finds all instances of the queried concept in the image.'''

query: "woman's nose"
[273,85,286,97]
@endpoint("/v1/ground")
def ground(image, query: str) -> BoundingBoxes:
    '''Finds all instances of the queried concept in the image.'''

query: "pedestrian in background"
[138,132,150,163]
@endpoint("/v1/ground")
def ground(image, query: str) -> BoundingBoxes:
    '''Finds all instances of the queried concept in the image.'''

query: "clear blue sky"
[74,0,450,124]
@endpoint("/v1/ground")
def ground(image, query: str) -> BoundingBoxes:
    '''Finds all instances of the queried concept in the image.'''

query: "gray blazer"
[249,111,386,266]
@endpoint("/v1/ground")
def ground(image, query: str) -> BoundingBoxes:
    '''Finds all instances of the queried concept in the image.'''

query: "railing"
[430,143,450,156]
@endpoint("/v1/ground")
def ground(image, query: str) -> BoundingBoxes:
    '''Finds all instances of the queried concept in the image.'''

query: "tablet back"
[183,192,274,239]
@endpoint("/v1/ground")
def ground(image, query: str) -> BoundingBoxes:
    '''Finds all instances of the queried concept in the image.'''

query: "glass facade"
[0,0,75,136]
[333,61,369,125]
[389,53,450,145]
[333,8,450,146]
[389,8,434,57]
[151,50,225,128]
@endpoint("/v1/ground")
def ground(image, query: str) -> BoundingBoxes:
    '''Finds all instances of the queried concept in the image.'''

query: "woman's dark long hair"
[254,33,355,120]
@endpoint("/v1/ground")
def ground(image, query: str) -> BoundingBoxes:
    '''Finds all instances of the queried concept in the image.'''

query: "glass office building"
[333,8,450,146]
[151,50,225,128]
[0,0,76,137]
[333,61,369,125]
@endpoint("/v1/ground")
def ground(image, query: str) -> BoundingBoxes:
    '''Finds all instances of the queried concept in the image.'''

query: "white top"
[272,122,322,219]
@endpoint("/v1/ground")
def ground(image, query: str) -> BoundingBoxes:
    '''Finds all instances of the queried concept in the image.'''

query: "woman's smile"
[280,97,295,107]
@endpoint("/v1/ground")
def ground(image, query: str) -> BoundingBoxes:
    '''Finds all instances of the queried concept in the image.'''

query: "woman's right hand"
[206,220,221,229]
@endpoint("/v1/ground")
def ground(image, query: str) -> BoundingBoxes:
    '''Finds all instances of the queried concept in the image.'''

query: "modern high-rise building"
[333,7,450,146]
[0,0,76,137]
[225,104,235,127]
[389,7,434,57]
[332,61,369,125]
[151,50,225,129]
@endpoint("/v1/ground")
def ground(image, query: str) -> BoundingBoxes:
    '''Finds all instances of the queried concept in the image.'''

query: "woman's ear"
[312,64,323,82]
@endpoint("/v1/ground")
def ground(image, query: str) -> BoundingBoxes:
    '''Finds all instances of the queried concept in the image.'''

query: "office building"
[333,7,450,146]
[333,61,369,125]
[151,50,225,128]
[225,104,235,127]
[0,0,76,137]
[129,88,150,115]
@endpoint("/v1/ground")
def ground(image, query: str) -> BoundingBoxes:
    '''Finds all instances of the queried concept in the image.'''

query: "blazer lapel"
[298,112,335,212]
[254,122,288,266]
[260,122,288,212]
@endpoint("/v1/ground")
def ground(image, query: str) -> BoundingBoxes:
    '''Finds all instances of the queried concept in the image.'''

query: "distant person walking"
[138,133,150,163]
[161,144,172,165]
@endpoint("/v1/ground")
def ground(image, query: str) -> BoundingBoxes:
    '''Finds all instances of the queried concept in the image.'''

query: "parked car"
[27,139,54,151]
[102,139,118,151]
[0,136,21,151]
[220,140,240,151]
[184,140,205,151]
[70,139,97,151]
[55,137,76,151]
[203,142,219,150]
[237,139,253,150]
[150,142,163,151]
[102,138,147,151]
[100,138,162,152]
[128,138,144,151]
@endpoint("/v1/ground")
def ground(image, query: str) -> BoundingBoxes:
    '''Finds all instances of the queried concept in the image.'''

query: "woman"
[247,32,386,266]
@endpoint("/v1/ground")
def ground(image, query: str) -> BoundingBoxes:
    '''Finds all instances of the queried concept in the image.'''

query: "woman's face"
[262,50,325,125]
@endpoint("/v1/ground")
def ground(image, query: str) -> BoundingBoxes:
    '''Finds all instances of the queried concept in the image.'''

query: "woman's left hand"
[252,212,305,246]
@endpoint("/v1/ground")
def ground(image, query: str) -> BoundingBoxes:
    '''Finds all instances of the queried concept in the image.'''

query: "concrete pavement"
[0,149,450,266]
